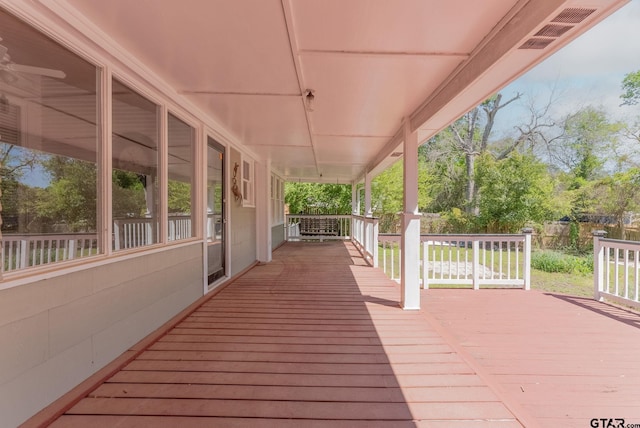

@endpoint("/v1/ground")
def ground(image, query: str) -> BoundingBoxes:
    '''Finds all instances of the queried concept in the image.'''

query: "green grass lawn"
[530,269,593,297]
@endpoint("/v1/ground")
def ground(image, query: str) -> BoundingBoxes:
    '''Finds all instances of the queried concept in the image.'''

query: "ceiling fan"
[0,37,66,83]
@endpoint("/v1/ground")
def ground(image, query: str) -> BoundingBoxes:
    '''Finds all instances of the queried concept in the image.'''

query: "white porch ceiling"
[50,0,628,182]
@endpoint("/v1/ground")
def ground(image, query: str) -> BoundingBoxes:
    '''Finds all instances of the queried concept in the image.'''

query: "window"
[241,156,254,207]
[167,113,195,241]
[271,174,284,225]
[112,79,159,250]
[0,8,99,273]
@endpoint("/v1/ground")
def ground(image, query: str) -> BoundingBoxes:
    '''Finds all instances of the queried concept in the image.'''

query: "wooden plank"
[67,398,415,420]
[38,242,535,426]
[426,288,640,427]
[51,415,418,428]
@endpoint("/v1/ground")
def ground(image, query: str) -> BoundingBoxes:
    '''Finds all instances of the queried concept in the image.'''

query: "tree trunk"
[465,152,476,215]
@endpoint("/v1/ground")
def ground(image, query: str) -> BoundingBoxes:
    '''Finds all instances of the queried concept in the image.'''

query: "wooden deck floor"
[26,241,640,427]
[425,289,640,428]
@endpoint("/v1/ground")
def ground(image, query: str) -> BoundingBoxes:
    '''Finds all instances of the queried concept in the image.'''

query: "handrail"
[2,233,98,273]
[378,231,532,289]
[285,214,352,241]
[352,215,379,267]
[593,232,640,310]
[283,214,379,266]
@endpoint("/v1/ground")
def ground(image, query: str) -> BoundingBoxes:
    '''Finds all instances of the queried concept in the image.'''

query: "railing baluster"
[624,249,629,299]
[422,241,428,289]
[614,248,620,296]
[499,241,503,279]
[635,249,639,302]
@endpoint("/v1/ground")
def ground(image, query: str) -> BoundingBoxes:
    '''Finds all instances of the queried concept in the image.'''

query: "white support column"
[401,119,421,310]
[255,160,272,263]
[364,172,372,218]
[593,230,607,301]
[522,228,533,290]
[351,183,358,240]
[364,172,372,255]
[352,182,358,216]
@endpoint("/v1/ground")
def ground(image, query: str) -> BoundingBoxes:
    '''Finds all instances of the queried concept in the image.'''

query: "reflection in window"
[0,8,99,272]
[112,79,159,250]
[167,113,194,241]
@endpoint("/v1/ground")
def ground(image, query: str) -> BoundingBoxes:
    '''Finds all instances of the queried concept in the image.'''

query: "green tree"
[475,153,560,233]
[168,180,191,214]
[112,170,147,218]
[285,183,352,215]
[620,70,640,106]
[551,108,610,181]
[37,156,97,232]
[592,168,640,235]
[553,107,622,219]
[447,93,521,214]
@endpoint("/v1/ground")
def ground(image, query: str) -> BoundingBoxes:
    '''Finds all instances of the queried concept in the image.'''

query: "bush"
[531,250,593,275]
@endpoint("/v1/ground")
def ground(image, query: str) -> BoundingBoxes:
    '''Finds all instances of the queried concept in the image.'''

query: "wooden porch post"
[401,119,420,310]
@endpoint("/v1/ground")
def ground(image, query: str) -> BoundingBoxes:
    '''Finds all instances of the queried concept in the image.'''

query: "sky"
[496,0,640,135]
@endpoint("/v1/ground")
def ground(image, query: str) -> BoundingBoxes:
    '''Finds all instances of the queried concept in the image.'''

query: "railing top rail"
[379,233,526,239]
[599,237,640,245]
[351,215,379,220]
[286,214,352,218]
[2,233,98,240]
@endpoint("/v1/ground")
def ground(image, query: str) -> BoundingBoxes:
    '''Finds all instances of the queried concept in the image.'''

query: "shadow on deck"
[25,241,640,427]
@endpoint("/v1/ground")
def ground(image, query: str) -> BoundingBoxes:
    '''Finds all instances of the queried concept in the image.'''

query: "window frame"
[271,173,285,226]
[241,155,255,207]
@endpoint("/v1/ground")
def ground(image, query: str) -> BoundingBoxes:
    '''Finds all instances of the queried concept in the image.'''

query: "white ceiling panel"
[290,0,519,54]
[301,53,464,137]
[191,94,311,147]
[41,0,630,183]
[314,136,390,164]
[69,0,300,94]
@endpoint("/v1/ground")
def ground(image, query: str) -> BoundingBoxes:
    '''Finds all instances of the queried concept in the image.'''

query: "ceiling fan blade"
[6,63,66,79]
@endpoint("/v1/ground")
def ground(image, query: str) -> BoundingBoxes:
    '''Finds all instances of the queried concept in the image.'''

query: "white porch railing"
[379,231,532,289]
[285,215,351,241]
[113,215,192,249]
[284,214,379,266]
[593,231,640,310]
[2,216,195,273]
[2,233,98,273]
[352,216,379,267]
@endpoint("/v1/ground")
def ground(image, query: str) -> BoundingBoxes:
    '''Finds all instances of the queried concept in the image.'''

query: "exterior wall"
[229,148,257,276]
[0,243,203,427]
[272,224,285,249]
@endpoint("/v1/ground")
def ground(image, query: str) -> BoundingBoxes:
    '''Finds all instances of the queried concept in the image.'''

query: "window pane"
[112,79,159,250]
[0,8,99,272]
[167,113,194,241]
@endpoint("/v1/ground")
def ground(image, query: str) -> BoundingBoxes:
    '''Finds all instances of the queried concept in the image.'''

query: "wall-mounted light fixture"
[304,89,315,112]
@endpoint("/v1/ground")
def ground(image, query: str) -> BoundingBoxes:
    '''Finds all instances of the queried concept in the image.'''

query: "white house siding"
[0,243,203,427]
[229,148,257,277]
[272,224,285,250]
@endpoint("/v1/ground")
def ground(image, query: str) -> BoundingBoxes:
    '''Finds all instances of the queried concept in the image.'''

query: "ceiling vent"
[519,38,555,50]
[551,8,596,24]
[534,24,573,38]
[519,7,596,50]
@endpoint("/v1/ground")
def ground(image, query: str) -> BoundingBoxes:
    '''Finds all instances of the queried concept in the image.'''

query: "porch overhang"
[9,0,629,185]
